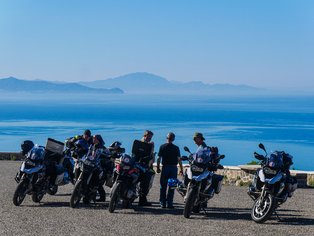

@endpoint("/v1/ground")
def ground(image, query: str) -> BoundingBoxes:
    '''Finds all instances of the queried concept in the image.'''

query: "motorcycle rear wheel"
[70,179,83,208]
[47,185,58,195]
[251,193,277,223]
[184,187,197,218]
[32,189,44,203]
[109,182,121,213]
[13,179,28,206]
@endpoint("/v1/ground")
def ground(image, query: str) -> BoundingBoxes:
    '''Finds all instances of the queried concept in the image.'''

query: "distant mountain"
[81,72,262,94]
[0,77,123,94]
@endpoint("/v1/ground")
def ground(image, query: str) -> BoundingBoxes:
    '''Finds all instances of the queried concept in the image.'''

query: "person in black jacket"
[157,132,183,208]
[135,130,155,206]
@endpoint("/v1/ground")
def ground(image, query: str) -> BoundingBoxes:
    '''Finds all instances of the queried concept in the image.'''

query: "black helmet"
[84,129,91,137]
[94,134,105,147]
[21,140,34,155]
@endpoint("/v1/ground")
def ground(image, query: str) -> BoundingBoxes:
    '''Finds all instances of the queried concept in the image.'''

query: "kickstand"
[202,207,208,215]
[274,210,281,222]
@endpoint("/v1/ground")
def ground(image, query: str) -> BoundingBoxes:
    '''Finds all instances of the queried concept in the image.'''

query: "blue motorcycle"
[13,145,46,206]
[174,146,224,218]
[248,143,297,223]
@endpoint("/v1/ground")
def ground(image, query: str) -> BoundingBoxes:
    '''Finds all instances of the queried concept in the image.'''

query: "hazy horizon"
[1,1,314,91]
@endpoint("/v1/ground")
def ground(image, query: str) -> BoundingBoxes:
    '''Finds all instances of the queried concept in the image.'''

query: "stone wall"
[166,164,314,188]
[2,154,314,187]
[0,152,23,161]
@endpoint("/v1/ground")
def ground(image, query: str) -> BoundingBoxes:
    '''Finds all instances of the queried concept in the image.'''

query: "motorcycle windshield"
[268,152,284,169]
[193,149,213,164]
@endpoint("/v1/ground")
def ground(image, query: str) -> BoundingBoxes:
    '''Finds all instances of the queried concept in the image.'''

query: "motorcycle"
[247,143,298,223]
[70,142,124,208]
[13,145,47,206]
[44,138,75,195]
[64,137,90,184]
[108,155,152,213]
[173,146,225,218]
[46,149,75,195]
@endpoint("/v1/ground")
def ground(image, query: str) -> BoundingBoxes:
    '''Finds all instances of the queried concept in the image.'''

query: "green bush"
[308,179,314,187]
[239,180,252,187]
[246,160,259,165]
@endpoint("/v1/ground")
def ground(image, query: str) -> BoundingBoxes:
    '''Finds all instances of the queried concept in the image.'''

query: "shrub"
[246,160,259,165]
[239,180,252,187]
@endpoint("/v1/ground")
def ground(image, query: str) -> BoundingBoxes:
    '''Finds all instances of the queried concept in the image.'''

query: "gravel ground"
[1,161,313,236]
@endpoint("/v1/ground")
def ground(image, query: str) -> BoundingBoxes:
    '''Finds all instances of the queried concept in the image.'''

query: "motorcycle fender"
[267,173,283,185]
[192,170,210,182]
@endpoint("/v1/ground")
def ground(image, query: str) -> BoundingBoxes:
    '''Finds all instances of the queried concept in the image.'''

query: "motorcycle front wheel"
[13,179,28,206]
[109,182,121,213]
[184,187,197,218]
[70,179,83,208]
[251,193,277,223]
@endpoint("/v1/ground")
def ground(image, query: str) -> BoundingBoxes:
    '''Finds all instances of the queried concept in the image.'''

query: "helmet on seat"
[21,140,34,155]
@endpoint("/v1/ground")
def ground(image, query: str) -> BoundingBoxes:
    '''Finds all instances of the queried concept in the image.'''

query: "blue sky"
[0,0,313,90]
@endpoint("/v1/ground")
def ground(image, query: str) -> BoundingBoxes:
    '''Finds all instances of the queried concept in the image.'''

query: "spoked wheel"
[13,180,28,206]
[109,182,121,213]
[70,179,83,208]
[251,193,277,223]
[184,187,197,218]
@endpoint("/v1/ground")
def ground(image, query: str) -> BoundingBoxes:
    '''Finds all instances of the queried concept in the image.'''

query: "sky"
[0,0,313,90]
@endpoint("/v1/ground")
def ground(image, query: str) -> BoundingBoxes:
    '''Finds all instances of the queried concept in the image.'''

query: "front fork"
[185,181,200,203]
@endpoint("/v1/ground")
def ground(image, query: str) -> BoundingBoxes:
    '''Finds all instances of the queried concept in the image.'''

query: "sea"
[0,94,313,171]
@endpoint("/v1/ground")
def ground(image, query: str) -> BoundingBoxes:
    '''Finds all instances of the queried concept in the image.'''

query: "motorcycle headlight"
[123,165,130,170]
[264,167,277,175]
[191,164,204,173]
[25,159,36,167]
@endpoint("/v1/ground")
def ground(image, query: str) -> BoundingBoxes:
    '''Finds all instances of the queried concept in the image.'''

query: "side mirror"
[258,143,267,156]
[184,146,191,153]
[258,143,265,151]
[219,154,225,159]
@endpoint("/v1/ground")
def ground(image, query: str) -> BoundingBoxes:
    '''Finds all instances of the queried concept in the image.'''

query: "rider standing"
[157,132,183,208]
[137,130,155,206]
[193,132,208,151]
[89,134,107,202]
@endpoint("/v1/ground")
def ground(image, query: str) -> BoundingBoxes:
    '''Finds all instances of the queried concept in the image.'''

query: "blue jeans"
[159,165,177,206]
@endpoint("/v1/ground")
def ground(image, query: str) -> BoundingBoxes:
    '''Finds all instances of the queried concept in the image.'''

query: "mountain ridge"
[0,77,123,94]
[81,72,261,94]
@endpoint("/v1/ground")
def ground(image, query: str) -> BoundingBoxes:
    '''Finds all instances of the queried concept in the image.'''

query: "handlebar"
[254,152,265,161]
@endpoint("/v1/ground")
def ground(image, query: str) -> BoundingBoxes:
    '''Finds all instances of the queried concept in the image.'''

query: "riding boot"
[138,195,152,206]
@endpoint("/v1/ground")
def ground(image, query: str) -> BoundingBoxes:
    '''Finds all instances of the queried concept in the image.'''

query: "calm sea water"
[0,94,313,170]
